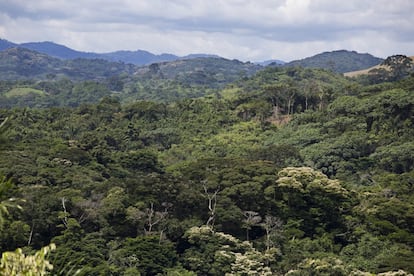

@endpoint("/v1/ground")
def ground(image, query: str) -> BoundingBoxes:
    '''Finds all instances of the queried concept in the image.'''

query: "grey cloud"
[0,0,413,61]
[0,1,73,20]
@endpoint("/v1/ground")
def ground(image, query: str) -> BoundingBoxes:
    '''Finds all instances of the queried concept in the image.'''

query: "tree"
[0,176,23,229]
[109,235,177,275]
[0,117,10,149]
[285,257,351,276]
[268,167,351,237]
[202,180,220,228]
[127,202,172,238]
[260,215,283,251]
[242,211,261,241]
[248,144,303,168]
[182,226,274,275]
[100,187,128,218]
[0,244,56,276]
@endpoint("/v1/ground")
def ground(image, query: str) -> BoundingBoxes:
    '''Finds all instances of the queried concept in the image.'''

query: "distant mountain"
[0,38,226,66]
[255,59,286,66]
[135,57,262,88]
[182,53,222,59]
[0,39,17,51]
[20,41,99,59]
[0,46,265,106]
[284,50,383,73]
[0,46,261,85]
[100,50,178,64]
[18,41,179,65]
[0,47,136,80]
[0,47,62,79]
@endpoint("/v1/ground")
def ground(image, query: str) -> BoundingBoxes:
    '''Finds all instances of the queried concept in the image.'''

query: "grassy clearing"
[344,57,414,78]
[343,64,390,77]
[5,87,45,97]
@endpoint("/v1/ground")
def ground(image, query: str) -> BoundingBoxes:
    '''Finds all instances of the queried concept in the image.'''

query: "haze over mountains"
[0,39,223,66]
[0,38,385,72]
[4,37,413,88]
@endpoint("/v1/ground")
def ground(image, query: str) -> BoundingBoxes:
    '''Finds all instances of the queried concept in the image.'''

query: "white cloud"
[0,0,413,61]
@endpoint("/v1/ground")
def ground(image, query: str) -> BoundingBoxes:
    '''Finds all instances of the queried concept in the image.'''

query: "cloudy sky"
[0,0,413,62]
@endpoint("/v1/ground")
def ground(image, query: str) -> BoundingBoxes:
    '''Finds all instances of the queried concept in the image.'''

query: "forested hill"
[0,48,411,107]
[0,39,219,65]
[0,47,260,82]
[134,58,261,87]
[0,49,262,106]
[0,38,17,50]
[285,50,383,73]
[0,47,137,80]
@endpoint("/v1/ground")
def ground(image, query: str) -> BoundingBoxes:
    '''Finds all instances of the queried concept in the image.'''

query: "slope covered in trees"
[0,38,224,65]
[285,50,383,73]
[0,50,261,106]
[0,47,137,81]
[0,58,413,275]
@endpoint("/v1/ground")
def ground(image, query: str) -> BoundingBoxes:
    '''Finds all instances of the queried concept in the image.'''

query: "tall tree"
[0,176,23,229]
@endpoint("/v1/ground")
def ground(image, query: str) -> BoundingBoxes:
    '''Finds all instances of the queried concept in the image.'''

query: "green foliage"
[0,243,56,276]
[284,50,383,73]
[0,59,413,275]
[266,167,351,238]
[120,150,163,173]
[182,226,274,275]
[285,257,352,276]
[0,176,23,230]
[341,233,414,273]
[109,235,177,275]
[371,142,414,173]
[365,55,414,84]
[0,117,10,149]
[0,47,136,81]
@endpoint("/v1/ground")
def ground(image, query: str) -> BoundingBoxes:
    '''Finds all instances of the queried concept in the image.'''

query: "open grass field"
[344,56,414,77]
[5,87,46,97]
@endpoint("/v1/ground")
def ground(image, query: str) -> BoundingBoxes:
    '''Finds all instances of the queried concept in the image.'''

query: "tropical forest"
[0,43,414,275]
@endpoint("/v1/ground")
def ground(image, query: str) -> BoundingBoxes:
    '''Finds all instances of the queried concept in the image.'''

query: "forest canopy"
[0,54,413,275]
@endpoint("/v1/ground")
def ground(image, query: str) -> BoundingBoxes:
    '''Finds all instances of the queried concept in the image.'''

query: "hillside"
[344,55,414,83]
[135,57,261,86]
[0,62,413,274]
[343,64,386,78]
[0,47,136,80]
[285,50,383,73]
[0,39,17,51]
[0,39,225,65]
[0,46,260,81]
[20,41,99,59]
[256,59,286,66]
[0,47,62,79]
[0,48,264,106]
[1,39,390,72]
[109,57,263,103]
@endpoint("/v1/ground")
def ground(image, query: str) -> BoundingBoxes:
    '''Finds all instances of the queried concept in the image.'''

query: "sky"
[0,0,413,62]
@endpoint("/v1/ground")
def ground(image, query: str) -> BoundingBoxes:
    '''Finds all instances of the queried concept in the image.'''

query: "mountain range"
[0,39,222,66]
[0,38,384,72]
[0,47,137,80]
[0,38,398,84]
[0,46,262,84]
